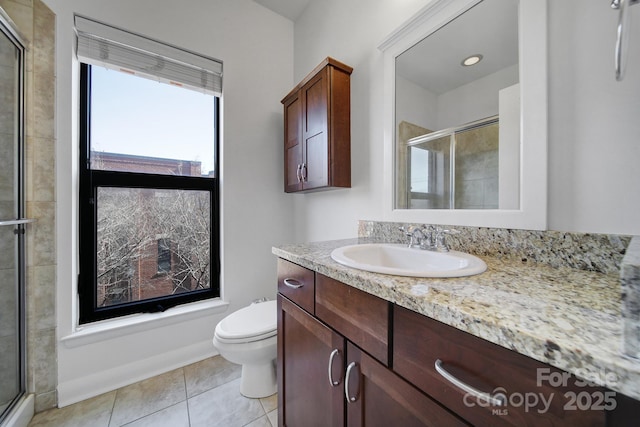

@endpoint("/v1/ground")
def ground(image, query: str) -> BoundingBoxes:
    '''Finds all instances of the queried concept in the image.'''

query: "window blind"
[74,15,222,95]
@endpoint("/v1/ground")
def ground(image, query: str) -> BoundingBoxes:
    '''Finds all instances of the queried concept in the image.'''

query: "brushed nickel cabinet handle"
[435,359,505,407]
[296,164,302,182]
[283,278,303,289]
[328,349,342,387]
[345,361,359,403]
[301,163,307,181]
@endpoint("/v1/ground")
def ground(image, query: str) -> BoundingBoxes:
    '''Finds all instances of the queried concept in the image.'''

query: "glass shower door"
[0,13,27,423]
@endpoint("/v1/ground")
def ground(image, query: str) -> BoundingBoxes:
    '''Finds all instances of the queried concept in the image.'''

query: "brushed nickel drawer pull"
[328,349,342,387]
[345,362,359,403]
[435,359,505,407]
[283,278,303,289]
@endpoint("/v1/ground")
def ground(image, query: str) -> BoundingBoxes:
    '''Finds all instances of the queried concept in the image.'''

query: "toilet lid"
[215,300,277,342]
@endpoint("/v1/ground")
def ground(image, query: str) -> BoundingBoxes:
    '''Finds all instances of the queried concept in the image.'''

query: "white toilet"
[213,300,277,398]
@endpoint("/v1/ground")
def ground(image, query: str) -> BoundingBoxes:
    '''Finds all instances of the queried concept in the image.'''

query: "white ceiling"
[253,0,312,21]
[252,0,518,95]
[396,0,519,95]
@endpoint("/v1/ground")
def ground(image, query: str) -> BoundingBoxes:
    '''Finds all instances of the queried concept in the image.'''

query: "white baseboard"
[57,340,218,407]
[4,394,34,427]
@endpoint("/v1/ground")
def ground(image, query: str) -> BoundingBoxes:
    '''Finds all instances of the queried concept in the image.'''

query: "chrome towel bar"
[612,0,639,81]
[0,218,35,226]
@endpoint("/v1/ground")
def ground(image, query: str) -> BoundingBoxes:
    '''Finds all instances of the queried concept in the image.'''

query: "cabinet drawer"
[277,259,315,314]
[316,274,390,365]
[394,306,605,427]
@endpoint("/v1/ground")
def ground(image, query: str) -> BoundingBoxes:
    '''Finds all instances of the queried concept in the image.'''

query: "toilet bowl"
[213,300,277,398]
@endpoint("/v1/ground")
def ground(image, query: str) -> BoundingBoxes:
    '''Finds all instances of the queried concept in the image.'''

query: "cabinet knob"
[345,361,359,403]
[328,349,342,386]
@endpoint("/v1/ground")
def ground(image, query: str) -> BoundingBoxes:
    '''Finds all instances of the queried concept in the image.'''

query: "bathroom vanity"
[274,235,640,426]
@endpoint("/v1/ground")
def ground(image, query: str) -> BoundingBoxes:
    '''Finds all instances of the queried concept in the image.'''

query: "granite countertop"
[272,238,640,401]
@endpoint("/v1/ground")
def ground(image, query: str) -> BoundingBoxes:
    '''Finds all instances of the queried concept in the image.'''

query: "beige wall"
[0,0,57,413]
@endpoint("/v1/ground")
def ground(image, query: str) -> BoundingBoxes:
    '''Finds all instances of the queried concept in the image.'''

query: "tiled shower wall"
[0,0,57,412]
[454,123,499,209]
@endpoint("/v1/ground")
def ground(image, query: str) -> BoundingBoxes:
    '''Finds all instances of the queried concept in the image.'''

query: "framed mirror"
[379,0,547,230]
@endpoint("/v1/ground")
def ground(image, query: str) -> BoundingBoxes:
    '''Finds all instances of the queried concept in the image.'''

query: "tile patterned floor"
[28,356,278,427]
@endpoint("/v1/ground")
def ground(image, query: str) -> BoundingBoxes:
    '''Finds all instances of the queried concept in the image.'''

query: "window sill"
[61,299,229,349]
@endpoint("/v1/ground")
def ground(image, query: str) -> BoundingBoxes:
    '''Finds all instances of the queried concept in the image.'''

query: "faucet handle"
[433,227,458,252]
[398,226,413,237]
[433,226,459,235]
[399,226,415,247]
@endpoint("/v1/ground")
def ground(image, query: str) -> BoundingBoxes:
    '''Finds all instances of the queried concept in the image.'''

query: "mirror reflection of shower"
[394,0,521,211]
[406,115,519,210]
[0,9,27,424]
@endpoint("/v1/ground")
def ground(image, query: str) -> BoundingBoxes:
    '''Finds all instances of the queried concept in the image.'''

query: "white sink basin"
[330,243,487,278]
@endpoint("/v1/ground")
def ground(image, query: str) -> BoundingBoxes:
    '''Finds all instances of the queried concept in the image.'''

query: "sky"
[90,66,216,175]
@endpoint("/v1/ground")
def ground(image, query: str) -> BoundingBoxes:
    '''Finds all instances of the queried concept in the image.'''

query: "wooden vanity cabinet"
[277,261,464,426]
[277,258,640,426]
[281,57,352,193]
[316,274,465,426]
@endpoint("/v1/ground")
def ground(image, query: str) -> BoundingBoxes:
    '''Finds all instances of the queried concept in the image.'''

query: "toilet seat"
[215,300,277,343]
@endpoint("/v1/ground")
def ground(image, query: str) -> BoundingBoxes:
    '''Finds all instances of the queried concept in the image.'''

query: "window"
[76,17,222,323]
[157,239,171,274]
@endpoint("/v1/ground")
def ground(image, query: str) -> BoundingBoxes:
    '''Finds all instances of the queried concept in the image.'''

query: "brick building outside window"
[93,151,213,308]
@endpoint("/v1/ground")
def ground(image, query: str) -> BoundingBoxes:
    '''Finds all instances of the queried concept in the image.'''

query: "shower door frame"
[406,115,500,209]
[0,8,28,425]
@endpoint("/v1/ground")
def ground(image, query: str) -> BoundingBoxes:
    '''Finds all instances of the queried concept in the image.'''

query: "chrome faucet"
[401,225,435,250]
[401,225,458,252]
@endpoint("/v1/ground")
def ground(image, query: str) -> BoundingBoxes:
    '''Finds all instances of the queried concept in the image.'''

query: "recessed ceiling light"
[461,54,483,67]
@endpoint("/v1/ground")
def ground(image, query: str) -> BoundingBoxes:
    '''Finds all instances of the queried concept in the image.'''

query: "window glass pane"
[90,67,215,177]
[409,148,429,194]
[409,135,451,209]
[157,238,171,273]
[96,187,211,308]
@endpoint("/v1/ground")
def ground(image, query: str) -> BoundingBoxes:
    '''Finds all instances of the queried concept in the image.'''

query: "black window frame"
[78,63,220,323]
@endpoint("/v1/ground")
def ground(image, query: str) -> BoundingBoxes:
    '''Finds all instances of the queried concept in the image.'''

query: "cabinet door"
[278,295,345,427]
[302,69,329,190]
[283,93,303,193]
[345,342,468,427]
